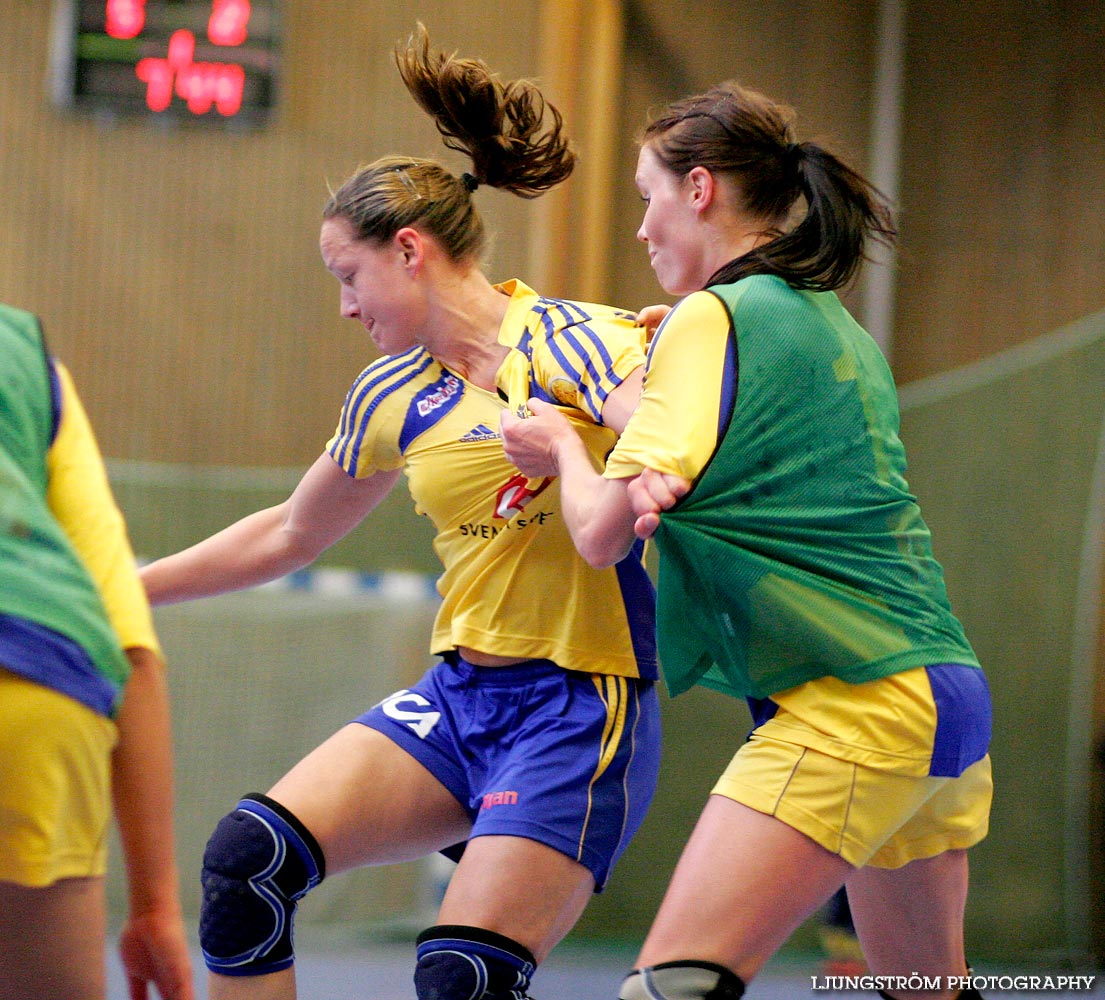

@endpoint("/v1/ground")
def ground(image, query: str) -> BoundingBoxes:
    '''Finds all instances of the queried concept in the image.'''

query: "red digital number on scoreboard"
[104,0,254,116]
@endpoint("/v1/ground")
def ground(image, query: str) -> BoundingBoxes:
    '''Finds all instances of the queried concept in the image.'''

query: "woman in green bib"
[0,304,193,1000]
[502,81,992,1000]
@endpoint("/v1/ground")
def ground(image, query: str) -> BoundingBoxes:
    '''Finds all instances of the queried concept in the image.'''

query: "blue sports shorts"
[354,655,661,889]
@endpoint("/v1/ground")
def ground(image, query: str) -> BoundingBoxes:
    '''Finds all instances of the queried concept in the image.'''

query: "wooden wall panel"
[5,2,1103,453]
[895,1,1105,380]
[0,2,542,465]
[606,0,878,317]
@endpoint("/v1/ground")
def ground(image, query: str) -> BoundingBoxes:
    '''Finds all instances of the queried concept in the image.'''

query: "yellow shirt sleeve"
[604,291,731,481]
[46,362,161,655]
[495,278,646,422]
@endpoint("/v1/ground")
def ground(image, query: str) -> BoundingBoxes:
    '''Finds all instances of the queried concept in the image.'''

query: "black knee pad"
[199,793,325,976]
[620,961,746,1000]
[414,924,537,1000]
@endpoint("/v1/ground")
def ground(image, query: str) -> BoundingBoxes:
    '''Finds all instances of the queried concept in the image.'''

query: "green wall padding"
[895,311,1105,962]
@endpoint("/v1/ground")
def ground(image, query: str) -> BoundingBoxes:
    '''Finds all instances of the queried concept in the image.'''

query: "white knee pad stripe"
[200,795,324,975]
[433,950,486,1000]
[234,809,294,964]
[414,925,536,1000]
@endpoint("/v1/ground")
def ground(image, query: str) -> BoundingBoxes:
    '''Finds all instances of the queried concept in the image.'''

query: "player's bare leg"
[207,723,472,1000]
[846,850,971,1000]
[0,876,107,1000]
[633,795,850,983]
[439,834,595,964]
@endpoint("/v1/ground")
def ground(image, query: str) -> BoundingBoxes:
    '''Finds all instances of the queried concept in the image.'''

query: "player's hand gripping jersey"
[328,280,657,680]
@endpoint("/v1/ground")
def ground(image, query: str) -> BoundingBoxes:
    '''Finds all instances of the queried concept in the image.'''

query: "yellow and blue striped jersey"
[327,280,657,680]
[494,279,644,418]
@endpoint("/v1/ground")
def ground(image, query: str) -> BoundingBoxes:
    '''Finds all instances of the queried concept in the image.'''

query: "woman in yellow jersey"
[502,82,992,1000]
[0,304,193,999]
[140,26,661,1000]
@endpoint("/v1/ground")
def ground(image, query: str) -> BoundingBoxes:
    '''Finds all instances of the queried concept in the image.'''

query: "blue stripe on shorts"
[353,656,661,889]
[926,663,992,777]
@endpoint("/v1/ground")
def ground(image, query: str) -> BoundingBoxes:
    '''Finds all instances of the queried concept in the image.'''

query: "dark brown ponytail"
[323,24,576,262]
[641,81,895,291]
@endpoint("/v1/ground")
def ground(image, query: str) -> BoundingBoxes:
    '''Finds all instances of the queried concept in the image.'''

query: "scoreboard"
[51,0,281,127]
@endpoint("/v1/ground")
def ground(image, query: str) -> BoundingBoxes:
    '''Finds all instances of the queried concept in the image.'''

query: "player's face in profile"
[320,217,418,356]
[634,145,706,297]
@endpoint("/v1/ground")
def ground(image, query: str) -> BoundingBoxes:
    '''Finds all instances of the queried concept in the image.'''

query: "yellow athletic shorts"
[0,668,118,887]
[711,667,993,868]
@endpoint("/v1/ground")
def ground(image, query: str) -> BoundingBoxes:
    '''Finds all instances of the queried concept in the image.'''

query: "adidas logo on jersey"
[460,423,500,442]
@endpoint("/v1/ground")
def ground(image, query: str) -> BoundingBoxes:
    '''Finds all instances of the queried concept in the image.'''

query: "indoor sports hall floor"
[107,930,1104,999]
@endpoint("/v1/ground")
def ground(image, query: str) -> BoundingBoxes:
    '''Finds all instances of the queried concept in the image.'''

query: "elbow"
[576,525,632,570]
[123,645,166,680]
[279,528,326,571]
[580,546,616,570]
